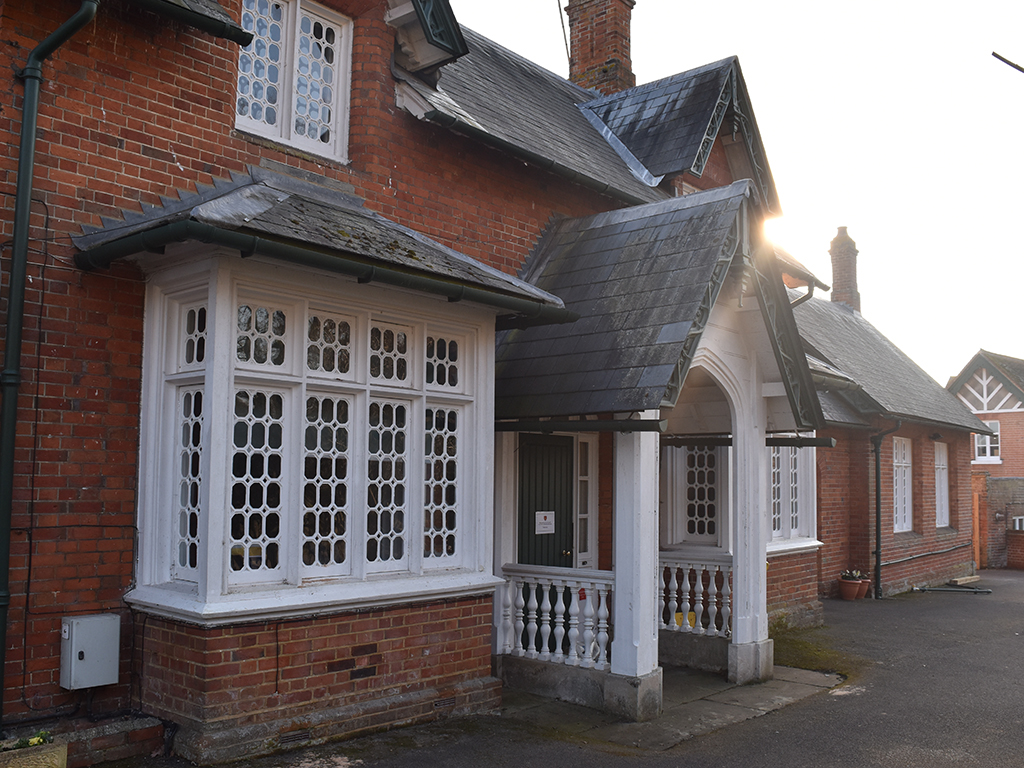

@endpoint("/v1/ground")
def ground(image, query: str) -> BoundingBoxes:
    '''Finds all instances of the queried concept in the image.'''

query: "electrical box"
[60,614,120,690]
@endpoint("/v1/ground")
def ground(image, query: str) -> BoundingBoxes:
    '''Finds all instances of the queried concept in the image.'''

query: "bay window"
[132,257,496,623]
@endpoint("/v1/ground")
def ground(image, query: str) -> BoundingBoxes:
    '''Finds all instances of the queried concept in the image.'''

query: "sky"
[448,0,1024,386]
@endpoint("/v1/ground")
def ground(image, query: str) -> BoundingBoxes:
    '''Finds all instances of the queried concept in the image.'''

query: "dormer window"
[236,0,352,162]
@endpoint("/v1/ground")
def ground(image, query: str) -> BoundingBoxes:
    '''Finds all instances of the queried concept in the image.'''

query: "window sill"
[767,538,824,557]
[126,570,504,627]
[971,458,1002,465]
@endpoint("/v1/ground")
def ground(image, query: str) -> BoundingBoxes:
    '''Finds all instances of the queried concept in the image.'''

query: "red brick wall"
[971,411,1024,478]
[1007,531,1024,569]
[138,597,498,762]
[767,549,822,628]
[810,422,974,598]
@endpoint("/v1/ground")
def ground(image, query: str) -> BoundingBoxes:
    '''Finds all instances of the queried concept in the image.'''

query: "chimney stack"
[565,0,636,95]
[829,227,860,312]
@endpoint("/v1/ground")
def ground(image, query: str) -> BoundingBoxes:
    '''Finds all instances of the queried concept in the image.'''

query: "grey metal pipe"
[869,419,901,599]
[0,0,99,733]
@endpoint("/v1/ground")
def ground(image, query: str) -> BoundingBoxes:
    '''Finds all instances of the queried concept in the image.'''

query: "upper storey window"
[236,0,352,162]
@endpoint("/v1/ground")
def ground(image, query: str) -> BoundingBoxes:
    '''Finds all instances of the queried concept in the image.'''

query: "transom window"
[236,0,352,161]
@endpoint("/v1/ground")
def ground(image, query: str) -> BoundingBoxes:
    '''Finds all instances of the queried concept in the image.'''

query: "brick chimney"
[565,0,636,95]
[829,226,860,312]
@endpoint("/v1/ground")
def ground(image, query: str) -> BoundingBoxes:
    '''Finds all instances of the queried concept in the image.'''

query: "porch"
[493,553,738,720]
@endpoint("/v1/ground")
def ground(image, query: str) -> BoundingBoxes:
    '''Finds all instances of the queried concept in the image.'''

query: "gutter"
[73,219,577,329]
[0,0,99,734]
[132,0,253,45]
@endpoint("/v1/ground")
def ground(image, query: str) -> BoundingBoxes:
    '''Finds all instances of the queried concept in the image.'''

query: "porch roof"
[495,181,750,419]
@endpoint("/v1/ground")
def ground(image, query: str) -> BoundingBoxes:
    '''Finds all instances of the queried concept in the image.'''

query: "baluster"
[693,566,706,636]
[538,580,553,661]
[581,582,596,668]
[680,566,692,633]
[720,566,732,637]
[500,578,514,654]
[596,585,610,670]
[552,581,566,663]
[706,566,719,635]
[567,586,580,666]
[513,578,525,656]
[525,581,539,658]
[665,566,678,631]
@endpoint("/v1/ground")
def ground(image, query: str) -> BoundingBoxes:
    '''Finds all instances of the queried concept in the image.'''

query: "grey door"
[517,434,574,567]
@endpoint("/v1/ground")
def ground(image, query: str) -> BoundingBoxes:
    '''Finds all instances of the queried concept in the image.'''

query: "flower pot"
[0,743,66,768]
[857,579,871,599]
[838,578,860,600]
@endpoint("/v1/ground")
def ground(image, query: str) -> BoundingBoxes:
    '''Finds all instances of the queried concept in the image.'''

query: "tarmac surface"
[118,569,1024,767]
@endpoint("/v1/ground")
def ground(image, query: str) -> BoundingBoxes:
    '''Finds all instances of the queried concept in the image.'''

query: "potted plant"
[838,569,862,600]
[856,572,872,599]
[0,731,66,768]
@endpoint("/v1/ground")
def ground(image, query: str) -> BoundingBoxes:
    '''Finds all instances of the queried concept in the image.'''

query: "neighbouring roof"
[794,297,985,432]
[71,166,567,326]
[947,350,1024,401]
[495,180,749,419]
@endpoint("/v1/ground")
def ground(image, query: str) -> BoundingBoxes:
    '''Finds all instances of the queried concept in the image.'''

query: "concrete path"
[117,569,1023,767]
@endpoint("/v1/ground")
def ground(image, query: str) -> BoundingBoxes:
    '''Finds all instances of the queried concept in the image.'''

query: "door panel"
[518,434,574,567]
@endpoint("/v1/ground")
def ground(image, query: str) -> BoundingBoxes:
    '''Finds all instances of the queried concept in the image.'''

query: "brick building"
[948,350,1024,568]
[0,0,831,763]
[766,228,984,623]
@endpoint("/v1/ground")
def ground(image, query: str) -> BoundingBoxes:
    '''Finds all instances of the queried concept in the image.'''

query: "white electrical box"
[59,614,120,690]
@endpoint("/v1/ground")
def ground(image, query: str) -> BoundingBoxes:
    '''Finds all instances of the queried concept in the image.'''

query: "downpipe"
[869,419,901,600]
[0,0,99,734]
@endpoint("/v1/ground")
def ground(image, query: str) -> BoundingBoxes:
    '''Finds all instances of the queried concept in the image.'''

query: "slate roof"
[399,28,668,206]
[495,181,751,419]
[71,166,563,315]
[581,58,734,180]
[793,297,984,431]
[948,350,1024,400]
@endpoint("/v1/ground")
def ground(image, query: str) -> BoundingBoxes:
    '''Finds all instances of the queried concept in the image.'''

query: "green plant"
[2,730,52,751]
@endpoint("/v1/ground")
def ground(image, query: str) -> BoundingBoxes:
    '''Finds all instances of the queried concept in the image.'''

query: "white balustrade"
[658,553,733,637]
[499,564,614,671]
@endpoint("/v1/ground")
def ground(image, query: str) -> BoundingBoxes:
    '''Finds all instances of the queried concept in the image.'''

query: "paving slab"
[705,678,825,712]
[773,666,844,688]
[599,699,762,750]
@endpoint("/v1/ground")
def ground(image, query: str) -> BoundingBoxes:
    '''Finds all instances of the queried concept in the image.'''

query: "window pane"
[423,407,458,558]
[302,394,350,568]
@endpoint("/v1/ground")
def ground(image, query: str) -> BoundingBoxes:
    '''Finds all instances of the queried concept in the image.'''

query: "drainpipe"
[869,419,901,599]
[0,0,99,733]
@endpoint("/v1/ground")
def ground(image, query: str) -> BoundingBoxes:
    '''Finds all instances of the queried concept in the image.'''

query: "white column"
[728,381,772,682]
[611,414,660,678]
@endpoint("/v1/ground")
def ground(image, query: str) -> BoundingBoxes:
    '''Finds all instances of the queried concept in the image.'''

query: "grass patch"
[770,626,866,681]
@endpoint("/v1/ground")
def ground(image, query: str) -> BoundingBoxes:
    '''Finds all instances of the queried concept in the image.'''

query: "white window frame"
[659,444,730,550]
[129,255,498,625]
[767,444,820,553]
[973,420,1001,464]
[575,435,598,569]
[893,436,913,533]
[236,0,353,162]
[934,441,950,528]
